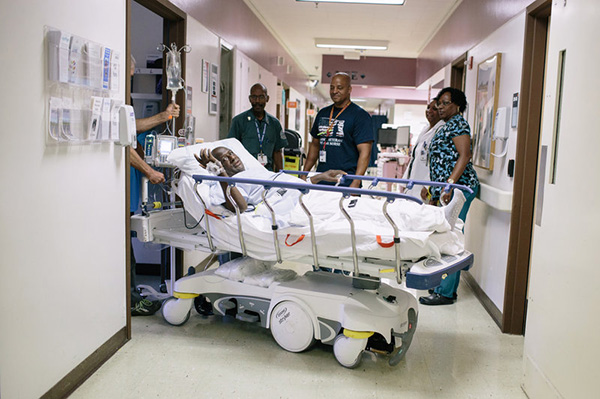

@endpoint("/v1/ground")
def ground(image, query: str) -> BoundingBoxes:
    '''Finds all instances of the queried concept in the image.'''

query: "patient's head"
[212,147,245,176]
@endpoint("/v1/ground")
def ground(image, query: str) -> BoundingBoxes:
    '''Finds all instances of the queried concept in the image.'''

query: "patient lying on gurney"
[194,146,465,232]
[195,146,346,212]
[169,141,466,261]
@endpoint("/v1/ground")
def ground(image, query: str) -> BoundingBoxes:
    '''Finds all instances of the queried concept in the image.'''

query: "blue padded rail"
[405,252,474,290]
[193,174,424,204]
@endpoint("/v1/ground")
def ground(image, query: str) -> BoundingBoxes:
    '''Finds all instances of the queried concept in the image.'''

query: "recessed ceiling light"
[298,0,405,5]
[315,38,388,51]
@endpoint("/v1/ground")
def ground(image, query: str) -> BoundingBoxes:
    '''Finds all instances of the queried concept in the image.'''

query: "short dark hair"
[438,87,467,113]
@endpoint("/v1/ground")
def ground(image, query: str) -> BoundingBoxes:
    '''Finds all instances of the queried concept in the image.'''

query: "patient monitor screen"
[159,138,175,156]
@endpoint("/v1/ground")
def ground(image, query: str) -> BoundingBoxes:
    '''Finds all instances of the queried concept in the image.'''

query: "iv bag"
[165,46,182,91]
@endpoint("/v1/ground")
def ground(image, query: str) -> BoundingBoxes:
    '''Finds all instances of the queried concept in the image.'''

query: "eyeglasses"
[249,95,267,101]
[437,100,453,108]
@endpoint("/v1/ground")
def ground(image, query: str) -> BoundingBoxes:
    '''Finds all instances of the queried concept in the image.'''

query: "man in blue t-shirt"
[228,83,287,172]
[303,72,373,187]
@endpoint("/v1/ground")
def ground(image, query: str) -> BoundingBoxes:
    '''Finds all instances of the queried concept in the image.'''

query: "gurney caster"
[162,297,193,326]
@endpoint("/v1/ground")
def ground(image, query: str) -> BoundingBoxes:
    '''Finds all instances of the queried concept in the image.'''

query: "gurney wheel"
[333,334,367,368]
[270,301,315,353]
[162,297,192,326]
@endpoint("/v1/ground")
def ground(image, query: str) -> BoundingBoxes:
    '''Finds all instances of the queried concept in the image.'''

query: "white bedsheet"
[175,174,464,262]
[169,139,465,262]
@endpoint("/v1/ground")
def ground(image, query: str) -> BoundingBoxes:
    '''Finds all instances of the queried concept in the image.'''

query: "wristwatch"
[447,178,455,184]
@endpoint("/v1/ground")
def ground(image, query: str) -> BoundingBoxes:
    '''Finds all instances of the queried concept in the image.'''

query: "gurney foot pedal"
[236,311,259,323]
[352,274,380,290]
[194,295,214,316]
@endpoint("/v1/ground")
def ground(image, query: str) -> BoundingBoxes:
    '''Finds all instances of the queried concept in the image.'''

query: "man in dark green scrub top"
[228,83,287,171]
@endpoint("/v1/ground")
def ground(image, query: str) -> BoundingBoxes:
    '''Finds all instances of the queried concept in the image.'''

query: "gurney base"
[167,269,419,368]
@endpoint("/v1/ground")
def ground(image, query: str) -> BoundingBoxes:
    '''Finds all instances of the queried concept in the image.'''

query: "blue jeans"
[434,186,478,298]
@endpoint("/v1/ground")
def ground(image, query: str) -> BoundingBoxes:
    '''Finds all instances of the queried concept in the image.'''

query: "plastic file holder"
[46,26,123,145]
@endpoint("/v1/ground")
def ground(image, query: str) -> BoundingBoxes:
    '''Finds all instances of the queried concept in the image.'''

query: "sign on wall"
[209,63,218,115]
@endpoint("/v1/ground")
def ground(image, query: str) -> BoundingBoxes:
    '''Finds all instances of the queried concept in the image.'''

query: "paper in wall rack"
[45,26,123,145]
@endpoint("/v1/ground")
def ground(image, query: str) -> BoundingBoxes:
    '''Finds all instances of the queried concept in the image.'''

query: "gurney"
[131,139,474,367]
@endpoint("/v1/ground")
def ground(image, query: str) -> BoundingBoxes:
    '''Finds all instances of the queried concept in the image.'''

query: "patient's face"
[212,147,245,176]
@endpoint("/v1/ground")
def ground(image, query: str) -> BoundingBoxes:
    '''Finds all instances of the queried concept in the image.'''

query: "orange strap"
[376,235,394,248]
[285,234,305,246]
[205,209,222,220]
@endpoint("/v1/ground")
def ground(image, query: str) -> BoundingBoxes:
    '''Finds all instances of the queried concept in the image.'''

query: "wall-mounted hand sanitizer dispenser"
[118,104,137,148]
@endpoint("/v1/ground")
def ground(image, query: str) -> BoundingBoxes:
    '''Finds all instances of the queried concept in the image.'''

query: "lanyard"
[254,119,267,154]
[322,102,350,150]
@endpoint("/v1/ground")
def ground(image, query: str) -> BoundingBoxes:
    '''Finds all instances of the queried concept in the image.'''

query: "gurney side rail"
[192,174,472,286]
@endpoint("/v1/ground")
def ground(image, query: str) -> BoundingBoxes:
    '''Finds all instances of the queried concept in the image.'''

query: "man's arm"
[130,147,165,184]
[272,149,284,172]
[135,103,179,133]
[301,138,321,180]
[309,169,346,184]
[350,141,373,188]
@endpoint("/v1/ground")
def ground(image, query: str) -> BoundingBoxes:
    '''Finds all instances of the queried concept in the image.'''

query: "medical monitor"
[378,126,410,148]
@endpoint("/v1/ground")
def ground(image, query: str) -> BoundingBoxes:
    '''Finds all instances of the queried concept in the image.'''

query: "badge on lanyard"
[420,143,428,162]
[319,150,326,163]
[258,153,268,166]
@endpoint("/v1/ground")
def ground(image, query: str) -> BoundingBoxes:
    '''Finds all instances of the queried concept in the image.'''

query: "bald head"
[330,72,352,108]
[250,83,268,96]
[332,72,351,86]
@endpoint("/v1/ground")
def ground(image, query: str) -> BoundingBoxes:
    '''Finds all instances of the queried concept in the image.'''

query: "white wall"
[462,13,526,311]
[523,1,600,398]
[185,17,221,143]
[0,1,126,398]
[232,48,279,118]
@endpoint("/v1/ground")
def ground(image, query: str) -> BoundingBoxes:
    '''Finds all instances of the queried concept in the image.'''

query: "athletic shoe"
[131,298,162,316]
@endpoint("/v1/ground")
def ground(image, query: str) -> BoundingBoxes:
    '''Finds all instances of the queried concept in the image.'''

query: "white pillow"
[167,138,264,176]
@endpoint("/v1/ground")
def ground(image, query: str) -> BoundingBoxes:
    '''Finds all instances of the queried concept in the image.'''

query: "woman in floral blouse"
[419,87,479,306]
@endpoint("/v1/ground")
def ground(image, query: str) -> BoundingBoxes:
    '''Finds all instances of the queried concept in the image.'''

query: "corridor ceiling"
[243,0,462,111]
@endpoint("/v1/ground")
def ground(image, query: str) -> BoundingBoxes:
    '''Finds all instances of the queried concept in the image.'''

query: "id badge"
[419,149,427,162]
[319,150,326,163]
[258,153,268,166]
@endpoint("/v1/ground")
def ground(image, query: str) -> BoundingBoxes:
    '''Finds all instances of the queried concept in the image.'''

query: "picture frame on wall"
[472,53,502,170]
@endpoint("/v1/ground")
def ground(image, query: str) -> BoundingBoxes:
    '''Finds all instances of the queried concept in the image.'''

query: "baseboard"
[462,271,503,330]
[41,327,129,399]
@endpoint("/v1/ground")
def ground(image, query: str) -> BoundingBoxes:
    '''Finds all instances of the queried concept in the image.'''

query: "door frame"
[502,0,551,334]
[125,0,187,339]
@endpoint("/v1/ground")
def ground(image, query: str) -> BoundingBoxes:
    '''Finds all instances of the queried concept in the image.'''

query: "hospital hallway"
[71,263,526,399]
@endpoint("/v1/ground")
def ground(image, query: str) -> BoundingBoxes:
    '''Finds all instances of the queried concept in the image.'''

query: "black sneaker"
[131,299,162,316]
[419,293,455,306]
[428,289,457,300]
